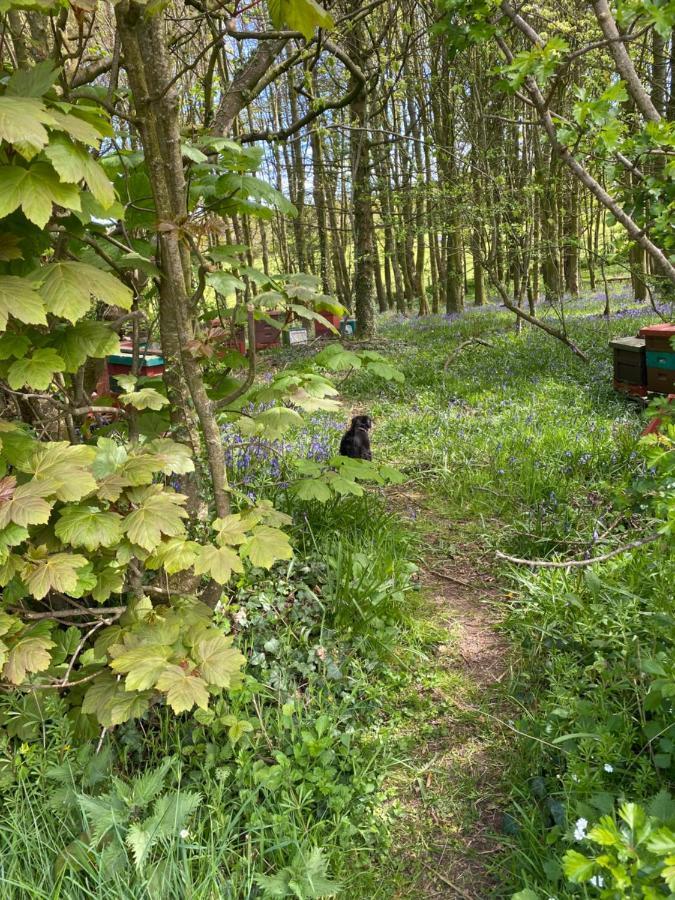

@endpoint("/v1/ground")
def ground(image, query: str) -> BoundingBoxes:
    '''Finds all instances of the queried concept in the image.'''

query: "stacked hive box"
[610,336,647,397]
[640,324,675,394]
[107,350,165,394]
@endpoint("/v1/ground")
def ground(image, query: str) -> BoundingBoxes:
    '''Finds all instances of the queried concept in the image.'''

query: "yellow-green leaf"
[194,633,245,688]
[0,162,81,228]
[110,644,173,692]
[7,348,65,390]
[39,261,132,323]
[193,544,243,584]
[0,275,47,331]
[24,551,88,599]
[2,634,55,684]
[244,525,293,569]
[55,505,123,551]
[155,665,209,713]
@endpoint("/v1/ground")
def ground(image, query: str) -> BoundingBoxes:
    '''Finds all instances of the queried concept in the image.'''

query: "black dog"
[339,415,373,460]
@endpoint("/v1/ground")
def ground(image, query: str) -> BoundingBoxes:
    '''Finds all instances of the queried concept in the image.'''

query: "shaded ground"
[383,485,512,899]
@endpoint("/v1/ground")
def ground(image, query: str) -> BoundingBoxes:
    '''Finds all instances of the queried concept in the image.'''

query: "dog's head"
[351,415,372,431]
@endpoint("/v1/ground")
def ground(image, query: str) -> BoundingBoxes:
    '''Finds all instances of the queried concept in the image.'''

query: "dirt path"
[384,486,511,899]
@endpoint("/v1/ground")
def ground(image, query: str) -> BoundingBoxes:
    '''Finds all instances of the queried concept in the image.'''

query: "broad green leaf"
[126,824,154,871]
[245,525,293,569]
[292,478,332,502]
[47,108,106,146]
[39,261,132,323]
[3,634,55,684]
[24,551,88,599]
[646,827,675,855]
[215,173,297,217]
[110,644,173,691]
[0,162,81,227]
[206,271,245,294]
[314,344,361,372]
[44,134,115,208]
[92,565,125,603]
[562,850,596,883]
[83,677,152,726]
[28,442,97,502]
[0,275,47,331]
[92,437,128,478]
[55,505,123,551]
[588,817,622,847]
[268,0,334,39]
[212,514,249,546]
[0,233,23,261]
[193,544,243,584]
[119,388,168,411]
[255,406,303,438]
[0,479,54,529]
[0,332,30,360]
[146,537,200,574]
[194,634,244,688]
[146,439,194,475]
[5,61,59,98]
[155,665,209,713]
[0,97,55,150]
[7,348,65,390]
[49,320,120,372]
[123,488,187,552]
[327,473,363,496]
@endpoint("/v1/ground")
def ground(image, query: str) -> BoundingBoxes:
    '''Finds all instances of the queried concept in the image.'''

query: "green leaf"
[244,525,293,569]
[314,344,361,372]
[55,505,123,551]
[126,823,154,871]
[646,827,675,855]
[0,479,54,529]
[0,332,30,360]
[110,644,173,691]
[44,134,115,209]
[215,173,297,217]
[193,544,244,584]
[24,551,89,599]
[92,565,125,603]
[0,97,55,151]
[155,665,209,713]
[5,61,59,98]
[49,320,120,372]
[146,538,200,574]
[212,514,249,546]
[7,348,65,390]
[562,850,596,883]
[292,478,333,502]
[0,275,47,331]
[47,108,106,147]
[39,261,132,323]
[119,388,169,411]
[254,406,304,438]
[194,634,244,687]
[268,0,334,38]
[3,634,55,684]
[28,442,97,502]
[92,437,128,479]
[123,488,187,552]
[205,271,245,294]
[0,162,81,227]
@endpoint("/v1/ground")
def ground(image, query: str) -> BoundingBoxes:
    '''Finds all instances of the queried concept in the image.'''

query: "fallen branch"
[9,606,127,620]
[496,533,660,568]
[423,565,473,588]
[444,338,495,370]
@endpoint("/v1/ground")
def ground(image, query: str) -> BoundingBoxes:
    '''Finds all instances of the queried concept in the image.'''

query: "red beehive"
[638,323,675,352]
[254,311,285,350]
[314,313,341,338]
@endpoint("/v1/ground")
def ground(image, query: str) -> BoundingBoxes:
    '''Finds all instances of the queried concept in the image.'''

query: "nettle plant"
[0,52,403,732]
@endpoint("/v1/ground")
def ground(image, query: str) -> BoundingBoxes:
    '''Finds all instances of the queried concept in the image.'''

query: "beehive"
[609,336,646,387]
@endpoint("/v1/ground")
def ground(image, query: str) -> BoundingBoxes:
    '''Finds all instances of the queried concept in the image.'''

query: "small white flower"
[573,817,588,841]
[179,828,190,840]
[571,774,579,782]
[589,875,605,888]
[603,763,614,773]
[233,608,248,627]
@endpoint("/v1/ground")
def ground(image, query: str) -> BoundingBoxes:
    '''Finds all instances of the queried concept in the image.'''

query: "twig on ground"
[495,533,660,568]
[423,565,472,588]
[444,338,495,370]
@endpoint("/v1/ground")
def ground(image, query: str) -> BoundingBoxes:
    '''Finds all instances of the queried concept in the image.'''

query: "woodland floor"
[376,484,513,899]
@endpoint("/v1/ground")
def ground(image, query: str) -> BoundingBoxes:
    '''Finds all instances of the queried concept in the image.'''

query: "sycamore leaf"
[3,634,55,684]
[0,97,55,150]
[0,163,81,227]
[7,348,65,390]
[268,0,334,39]
[110,644,173,691]
[24,551,88,599]
[146,538,200,574]
[212,514,249,546]
[119,388,169,411]
[39,261,132,323]
[244,525,293,569]
[327,473,363,497]
[365,360,404,382]
[206,271,245,294]
[27,442,97,502]
[123,488,187,552]
[92,437,128,479]
[0,233,24,261]
[194,634,244,688]
[0,479,54,529]
[91,565,125,603]
[0,275,47,331]
[5,61,59,98]
[44,134,115,209]
[82,675,152,726]
[0,332,30,360]
[254,406,304,438]
[314,344,361,372]
[55,505,123,551]
[193,544,243,584]
[146,439,195,475]
[47,108,106,147]
[49,320,120,372]
[291,478,332,503]
[155,665,209,713]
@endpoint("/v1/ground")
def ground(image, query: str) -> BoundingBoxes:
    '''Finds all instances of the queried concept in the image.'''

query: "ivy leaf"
[49,320,120,372]
[244,525,293,569]
[194,634,244,688]
[123,488,187,552]
[193,544,243,584]
[561,850,596,883]
[0,275,47,331]
[24,552,88,599]
[110,644,173,692]
[5,61,59,98]
[0,97,55,151]
[44,134,115,209]
[0,163,81,227]
[119,388,169,411]
[155,665,209,713]
[55,505,123,551]
[291,478,332,503]
[3,634,55,684]
[7,348,65,390]
[146,439,195,475]
[0,479,54,529]
[39,261,132,323]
